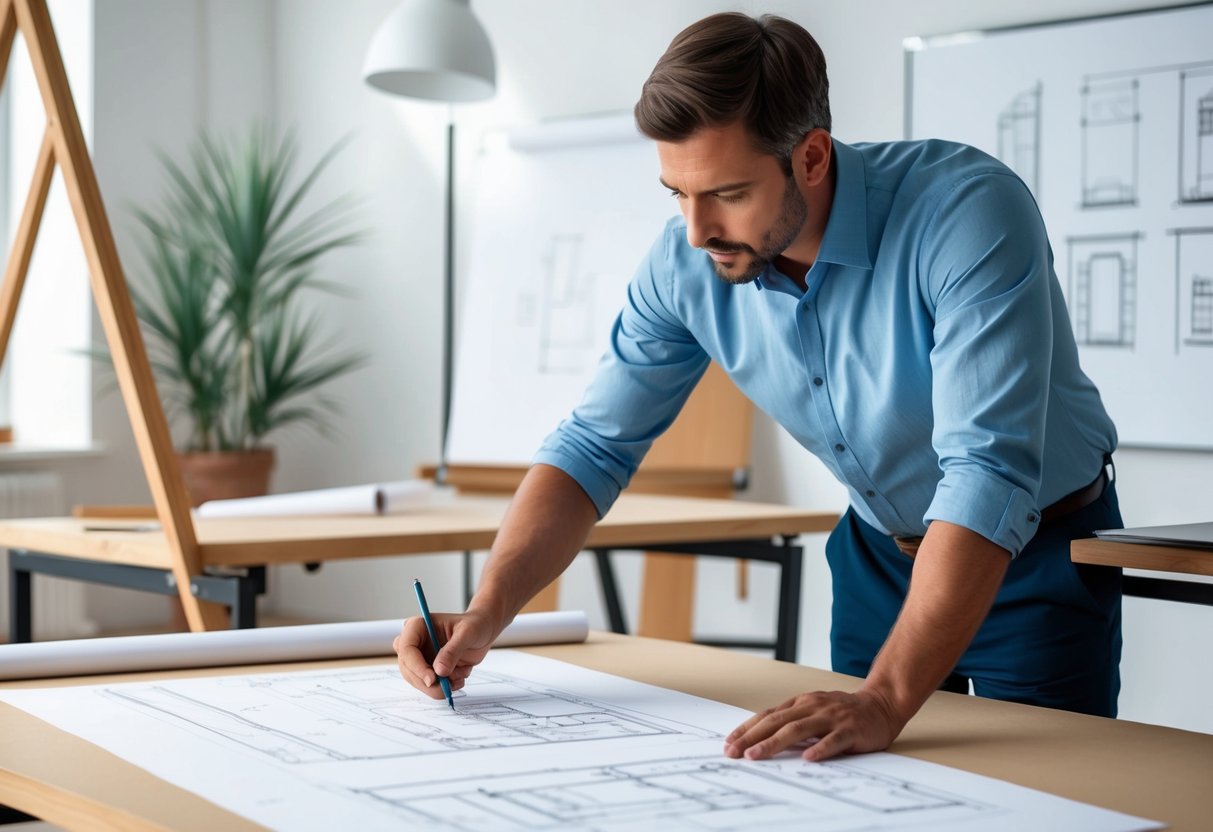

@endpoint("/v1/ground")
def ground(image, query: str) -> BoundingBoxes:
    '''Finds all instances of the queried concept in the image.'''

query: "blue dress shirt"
[533,139,1116,557]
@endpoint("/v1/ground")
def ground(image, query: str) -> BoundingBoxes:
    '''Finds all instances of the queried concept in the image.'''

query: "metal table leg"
[591,536,805,662]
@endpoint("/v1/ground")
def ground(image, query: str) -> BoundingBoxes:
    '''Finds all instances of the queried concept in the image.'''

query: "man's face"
[657,122,807,284]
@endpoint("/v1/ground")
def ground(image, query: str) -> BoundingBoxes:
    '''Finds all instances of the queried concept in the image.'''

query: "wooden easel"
[0,0,226,630]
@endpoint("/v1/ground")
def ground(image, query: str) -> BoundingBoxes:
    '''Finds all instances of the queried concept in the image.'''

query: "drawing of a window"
[1066,235,1139,348]
[1179,66,1213,203]
[1081,78,1139,207]
[997,83,1042,196]
[1171,228,1213,351]
[1192,278,1213,336]
[538,234,596,373]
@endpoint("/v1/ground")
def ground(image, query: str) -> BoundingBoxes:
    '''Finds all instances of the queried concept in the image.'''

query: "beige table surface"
[0,493,836,569]
[1,632,1210,831]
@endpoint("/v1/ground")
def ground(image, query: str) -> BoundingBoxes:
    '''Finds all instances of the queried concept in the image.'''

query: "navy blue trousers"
[826,480,1123,717]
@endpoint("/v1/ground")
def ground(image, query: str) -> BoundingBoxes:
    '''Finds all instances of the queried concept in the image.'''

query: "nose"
[682,198,719,250]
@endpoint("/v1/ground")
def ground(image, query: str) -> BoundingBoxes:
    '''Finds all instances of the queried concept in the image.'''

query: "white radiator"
[0,471,98,641]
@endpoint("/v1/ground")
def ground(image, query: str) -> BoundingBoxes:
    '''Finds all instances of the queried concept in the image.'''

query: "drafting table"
[1,632,1210,830]
[1,493,836,661]
[1072,537,1213,606]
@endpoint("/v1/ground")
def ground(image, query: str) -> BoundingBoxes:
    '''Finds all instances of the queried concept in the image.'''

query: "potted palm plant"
[126,127,367,505]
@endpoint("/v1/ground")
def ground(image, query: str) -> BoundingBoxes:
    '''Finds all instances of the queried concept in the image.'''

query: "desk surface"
[1072,537,1213,576]
[0,493,835,569]
[1,633,1210,831]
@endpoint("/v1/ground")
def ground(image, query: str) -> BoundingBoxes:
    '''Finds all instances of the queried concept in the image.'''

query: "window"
[1,1,93,449]
[1193,277,1213,336]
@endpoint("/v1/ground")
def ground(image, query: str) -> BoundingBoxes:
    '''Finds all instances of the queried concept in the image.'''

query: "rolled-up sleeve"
[921,173,1052,556]
[533,226,710,517]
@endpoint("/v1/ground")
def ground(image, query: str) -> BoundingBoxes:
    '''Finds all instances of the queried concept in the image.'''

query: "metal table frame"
[11,536,806,663]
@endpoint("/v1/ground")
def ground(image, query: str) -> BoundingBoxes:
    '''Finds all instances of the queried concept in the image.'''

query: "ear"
[792,128,832,188]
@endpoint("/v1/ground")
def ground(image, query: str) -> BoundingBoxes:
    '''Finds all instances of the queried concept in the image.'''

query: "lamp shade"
[362,0,496,102]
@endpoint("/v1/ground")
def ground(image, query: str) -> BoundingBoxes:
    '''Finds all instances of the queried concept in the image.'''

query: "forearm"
[861,520,1011,723]
[466,463,600,631]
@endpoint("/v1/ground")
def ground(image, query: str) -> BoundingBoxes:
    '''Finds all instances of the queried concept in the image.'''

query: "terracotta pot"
[176,448,275,508]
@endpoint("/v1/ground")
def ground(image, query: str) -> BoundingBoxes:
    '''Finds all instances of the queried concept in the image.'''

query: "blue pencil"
[412,578,455,710]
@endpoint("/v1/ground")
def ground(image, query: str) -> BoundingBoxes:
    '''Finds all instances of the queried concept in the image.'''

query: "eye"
[668,189,684,200]
[716,192,745,204]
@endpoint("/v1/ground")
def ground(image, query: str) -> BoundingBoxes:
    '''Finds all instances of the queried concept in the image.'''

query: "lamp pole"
[438,118,455,484]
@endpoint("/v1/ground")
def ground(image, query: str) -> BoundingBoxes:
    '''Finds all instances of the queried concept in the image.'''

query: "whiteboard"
[447,114,678,465]
[908,3,1213,449]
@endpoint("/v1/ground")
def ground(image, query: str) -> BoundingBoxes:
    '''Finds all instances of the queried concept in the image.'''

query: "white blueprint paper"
[0,651,1159,832]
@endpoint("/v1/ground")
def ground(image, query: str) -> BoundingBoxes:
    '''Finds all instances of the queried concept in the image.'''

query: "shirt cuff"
[531,448,622,519]
[923,465,1041,557]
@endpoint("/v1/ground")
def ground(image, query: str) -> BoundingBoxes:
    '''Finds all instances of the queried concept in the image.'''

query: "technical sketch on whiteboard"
[446,115,680,465]
[1081,77,1139,208]
[538,234,597,373]
[1171,228,1213,352]
[907,3,1213,447]
[1180,64,1213,203]
[1066,234,1141,348]
[998,82,1042,197]
[354,755,997,830]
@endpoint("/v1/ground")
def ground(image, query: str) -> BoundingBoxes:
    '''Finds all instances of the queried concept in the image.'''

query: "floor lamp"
[362,0,496,484]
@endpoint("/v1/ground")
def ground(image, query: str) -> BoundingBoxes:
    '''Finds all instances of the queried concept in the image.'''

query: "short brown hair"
[635,13,831,170]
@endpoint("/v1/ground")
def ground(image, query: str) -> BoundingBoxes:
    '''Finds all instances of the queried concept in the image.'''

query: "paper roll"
[196,480,448,519]
[0,611,589,680]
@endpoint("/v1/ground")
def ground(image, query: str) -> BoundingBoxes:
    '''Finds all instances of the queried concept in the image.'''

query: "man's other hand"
[723,688,905,762]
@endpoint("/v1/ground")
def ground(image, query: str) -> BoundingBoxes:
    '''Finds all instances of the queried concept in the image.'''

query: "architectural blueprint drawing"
[997,82,1042,197]
[1081,76,1140,208]
[356,755,992,831]
[1066,233,1142,349]
[0,651,1159,832]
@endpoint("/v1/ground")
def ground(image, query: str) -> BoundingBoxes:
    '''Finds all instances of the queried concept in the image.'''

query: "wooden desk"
[1072,538,1213,606]
[1,632,1210,831]
[1,493,836,660]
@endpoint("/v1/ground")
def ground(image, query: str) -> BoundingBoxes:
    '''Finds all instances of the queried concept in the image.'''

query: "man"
[395,12,1122,763]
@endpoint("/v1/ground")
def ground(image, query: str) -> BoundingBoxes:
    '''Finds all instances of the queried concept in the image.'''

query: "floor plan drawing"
[1066,233,1142,348]
[998,82,1042,197]
[1081,77,1140,208]
[104,666,707,763]
[1179,64,1213,203]
[1169,227,1213,352]
[0,651,1159,832]
[537,233,597,374]
[355,755,997,831]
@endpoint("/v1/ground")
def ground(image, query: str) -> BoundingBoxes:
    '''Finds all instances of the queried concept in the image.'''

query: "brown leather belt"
[891,467,1109,559]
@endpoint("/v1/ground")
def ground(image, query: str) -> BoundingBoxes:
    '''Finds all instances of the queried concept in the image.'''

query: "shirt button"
[813,377,823,386]
[835,443,845,453]
[1027,513,1039,523]
[866,489,875,498]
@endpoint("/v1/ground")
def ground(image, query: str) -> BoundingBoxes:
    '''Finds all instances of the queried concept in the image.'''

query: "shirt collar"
[814,139,872,270]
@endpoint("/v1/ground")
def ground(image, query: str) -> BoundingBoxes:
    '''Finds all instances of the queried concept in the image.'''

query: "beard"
[704,176,808,285]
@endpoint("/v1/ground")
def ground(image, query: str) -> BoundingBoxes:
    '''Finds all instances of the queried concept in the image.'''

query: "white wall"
[38,0,1211,734]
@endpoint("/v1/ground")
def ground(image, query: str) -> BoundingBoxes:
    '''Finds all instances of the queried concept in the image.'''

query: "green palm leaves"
[129,128,367,451]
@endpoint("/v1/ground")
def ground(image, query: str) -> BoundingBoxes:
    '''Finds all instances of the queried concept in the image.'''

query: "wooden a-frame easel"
[0,0,227,630]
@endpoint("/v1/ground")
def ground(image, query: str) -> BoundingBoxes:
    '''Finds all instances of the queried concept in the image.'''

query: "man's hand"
[724,687,905,762]
[394,610,498,700]
[724,520,1010,764]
